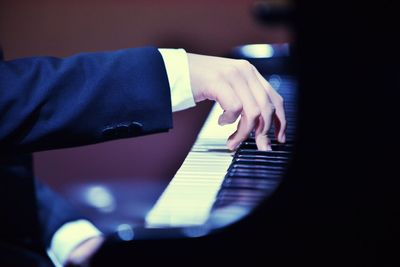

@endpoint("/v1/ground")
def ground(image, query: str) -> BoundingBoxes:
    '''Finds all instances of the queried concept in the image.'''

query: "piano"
[87,44,298,266]
[89,2,400,265]
[145,73,297,231]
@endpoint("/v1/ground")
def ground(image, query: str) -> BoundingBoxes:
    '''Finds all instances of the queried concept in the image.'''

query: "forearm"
[0,47,172,153]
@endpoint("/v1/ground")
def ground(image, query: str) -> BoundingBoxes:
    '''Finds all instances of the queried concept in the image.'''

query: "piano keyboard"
[145,75,297,228]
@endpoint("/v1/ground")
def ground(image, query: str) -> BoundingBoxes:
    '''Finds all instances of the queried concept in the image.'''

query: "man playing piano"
[0,47,286,266]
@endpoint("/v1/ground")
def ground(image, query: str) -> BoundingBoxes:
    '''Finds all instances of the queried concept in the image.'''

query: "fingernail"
[258,141,272,151]
[255,135,271,151]
[281,134,286,143]
[258,142,268,151]
[226,140,233,150]
[218,117,228,126]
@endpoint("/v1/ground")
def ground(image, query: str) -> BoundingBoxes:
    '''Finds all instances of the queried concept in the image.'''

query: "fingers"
[254,70,286,143]
[225,61,285,151]
[245,66,277,150]
[188,54,286,151]
[255,116,272,151]
[214,82,242,126]
[224,71,261,151]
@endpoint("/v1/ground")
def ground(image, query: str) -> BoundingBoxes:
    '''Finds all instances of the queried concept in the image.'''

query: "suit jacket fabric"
[0,47,173,259]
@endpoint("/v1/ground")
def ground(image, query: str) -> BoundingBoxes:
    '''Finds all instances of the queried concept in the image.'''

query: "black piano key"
[214,194,263,208]
[225,173,282,182]
[238,149,290,158]
[222,178,277,190]
[249,128,297,138]
[208,75,297,215]
[229,175,281,181]
[229,163,285,171]
[233,158,287,167]
[218,189,268,199]
[227,170,282,180]
[216,193,264,202]
[227,175,281,182]
[234,154,290,162]
[240,141,293,152]
[246,137,294,146]
[213,197,258,208]
[228,167,283,174]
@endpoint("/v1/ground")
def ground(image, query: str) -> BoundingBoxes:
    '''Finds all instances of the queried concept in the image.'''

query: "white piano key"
[197,104,240,141]
[146,104,238,227]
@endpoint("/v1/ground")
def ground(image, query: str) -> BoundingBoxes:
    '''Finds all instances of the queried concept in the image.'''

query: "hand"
[65,236,104,267]
[187,53,286,151]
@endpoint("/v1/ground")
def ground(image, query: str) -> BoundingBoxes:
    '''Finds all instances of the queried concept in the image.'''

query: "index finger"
[254,69,286,143]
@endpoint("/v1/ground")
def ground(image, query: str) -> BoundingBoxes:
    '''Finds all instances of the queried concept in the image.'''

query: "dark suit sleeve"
[0,47,173,153]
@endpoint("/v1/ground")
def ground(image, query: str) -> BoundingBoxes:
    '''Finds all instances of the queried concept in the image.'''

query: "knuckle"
[236,59,252,70]
[224,66,241,79]
[275,95,284,107]
[258,96,269,109]
[247,107,261,120]
[264,105,275,116]
[230,102,243,114]
[205,73,222,86]
[214,72,226,83]
[235,130,248,141]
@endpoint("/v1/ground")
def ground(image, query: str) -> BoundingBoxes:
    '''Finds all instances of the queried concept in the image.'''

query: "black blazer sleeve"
[0,47,173,153]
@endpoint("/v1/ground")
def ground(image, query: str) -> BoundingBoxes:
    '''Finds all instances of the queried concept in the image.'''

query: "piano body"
[91,2,400,265]
[87,43,299,265]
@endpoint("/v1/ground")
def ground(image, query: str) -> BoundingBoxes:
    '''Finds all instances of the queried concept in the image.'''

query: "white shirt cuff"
[158,48,196,112]
[47,48,193,266]
[47,219,102,267]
